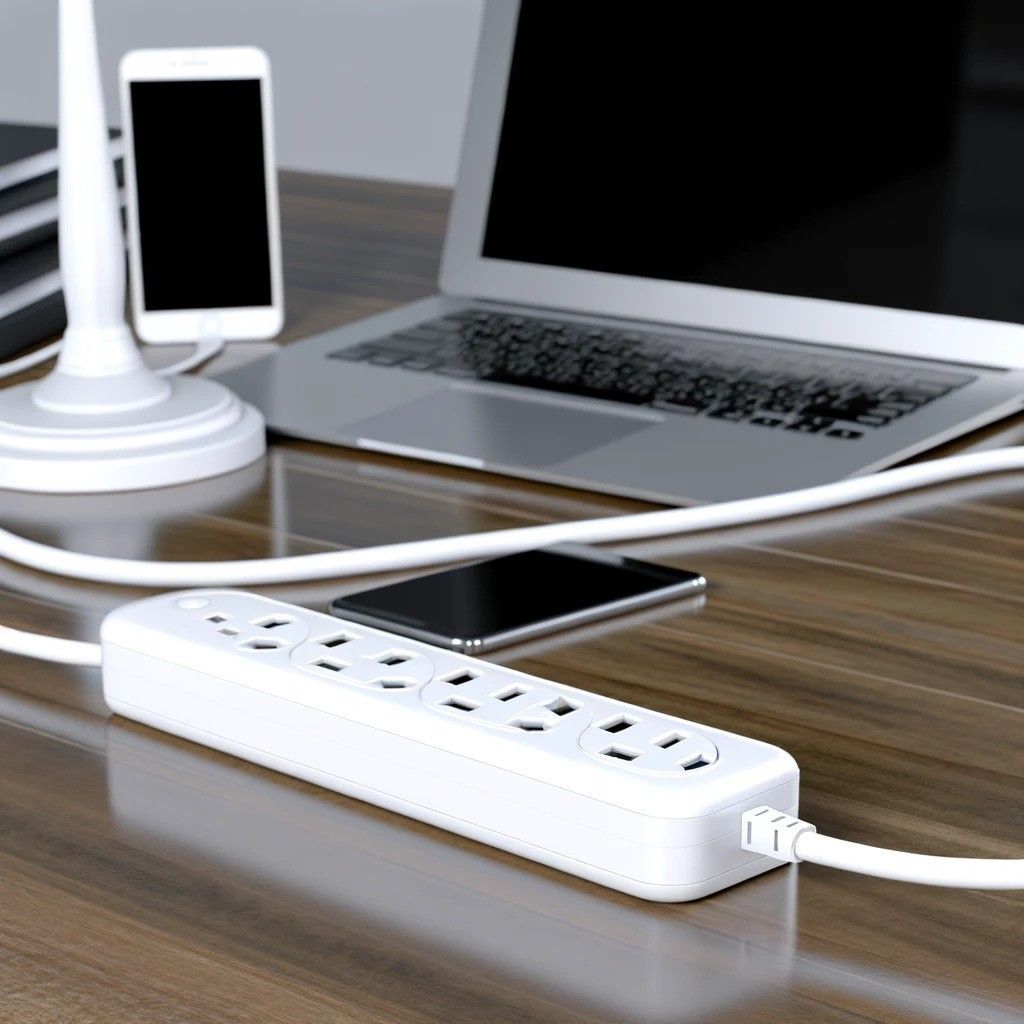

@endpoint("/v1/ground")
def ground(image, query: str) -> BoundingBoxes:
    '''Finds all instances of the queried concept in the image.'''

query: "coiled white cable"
[0,446,1021,591]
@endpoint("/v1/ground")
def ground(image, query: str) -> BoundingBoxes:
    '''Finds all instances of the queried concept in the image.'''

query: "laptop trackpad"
[347,389,651,467]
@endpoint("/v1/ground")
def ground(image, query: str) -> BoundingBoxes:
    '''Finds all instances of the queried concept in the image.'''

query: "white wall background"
[0,0,483,187]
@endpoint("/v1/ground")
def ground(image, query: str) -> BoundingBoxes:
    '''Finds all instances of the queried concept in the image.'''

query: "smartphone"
[330,546,706,653]
[119,46,284,344]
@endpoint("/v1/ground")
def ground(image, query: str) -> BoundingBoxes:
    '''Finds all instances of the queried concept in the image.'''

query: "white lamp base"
[0,375,266,493]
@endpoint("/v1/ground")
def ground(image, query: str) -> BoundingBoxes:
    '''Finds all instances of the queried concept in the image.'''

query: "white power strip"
[6,448,1019,895]
[100,589,800,901]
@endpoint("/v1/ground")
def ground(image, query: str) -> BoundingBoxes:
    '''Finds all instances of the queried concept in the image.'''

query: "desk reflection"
[105,718,791,1024]
[103,719,1019,1024]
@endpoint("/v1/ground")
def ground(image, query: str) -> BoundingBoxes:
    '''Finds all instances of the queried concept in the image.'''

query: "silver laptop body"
[219,1,1024,503]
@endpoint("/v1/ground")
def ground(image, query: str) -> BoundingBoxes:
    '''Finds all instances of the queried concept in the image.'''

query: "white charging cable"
[0,337,225,380]
[0,443,1021,890]
[152,337,225,376]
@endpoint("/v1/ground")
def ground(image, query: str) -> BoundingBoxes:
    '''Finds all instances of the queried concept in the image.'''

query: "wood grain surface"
[0,171,1021,1024]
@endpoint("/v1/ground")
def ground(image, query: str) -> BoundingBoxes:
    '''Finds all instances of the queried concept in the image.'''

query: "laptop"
[218,1,1024,503]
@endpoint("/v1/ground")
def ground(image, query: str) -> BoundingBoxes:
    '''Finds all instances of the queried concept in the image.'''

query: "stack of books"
[0,122,123,361]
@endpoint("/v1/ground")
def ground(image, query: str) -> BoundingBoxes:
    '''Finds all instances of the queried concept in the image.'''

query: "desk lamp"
[0,0,266,492]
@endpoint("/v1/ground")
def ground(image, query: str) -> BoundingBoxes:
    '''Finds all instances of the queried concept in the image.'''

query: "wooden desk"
[0,172,1021,1024]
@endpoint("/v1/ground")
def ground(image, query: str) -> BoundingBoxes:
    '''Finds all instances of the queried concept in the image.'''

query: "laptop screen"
[482,2,1024,326]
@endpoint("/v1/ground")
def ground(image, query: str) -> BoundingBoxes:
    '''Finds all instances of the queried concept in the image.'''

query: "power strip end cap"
[742,806,816,863]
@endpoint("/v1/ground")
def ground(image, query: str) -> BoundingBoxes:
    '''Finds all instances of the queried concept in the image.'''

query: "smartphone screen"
[330,546,705,651]
[129,79,272,311]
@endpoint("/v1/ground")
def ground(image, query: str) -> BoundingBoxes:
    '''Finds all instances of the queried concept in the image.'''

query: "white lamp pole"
[34,0,170,413]
[0,0,266,492]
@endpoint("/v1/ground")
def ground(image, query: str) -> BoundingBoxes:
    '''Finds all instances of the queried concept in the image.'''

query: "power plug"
[100,590,800,901]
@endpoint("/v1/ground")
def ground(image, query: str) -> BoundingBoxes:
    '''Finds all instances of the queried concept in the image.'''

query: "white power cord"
[0,337,224,380]
[0,623,102,667]
[0,444,1021,890]
[742,807,1024,889]
[0,446,1021,657]
[0,445,1021,590]
[798,833,1024,888]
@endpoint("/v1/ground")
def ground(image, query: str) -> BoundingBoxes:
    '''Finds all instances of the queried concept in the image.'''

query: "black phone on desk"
[329,545,706,653]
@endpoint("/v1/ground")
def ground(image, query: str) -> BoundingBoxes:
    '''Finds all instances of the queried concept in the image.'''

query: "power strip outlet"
[100,590,800,901]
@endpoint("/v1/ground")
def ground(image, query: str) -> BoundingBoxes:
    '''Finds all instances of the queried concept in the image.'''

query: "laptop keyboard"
[329,310,975,440]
